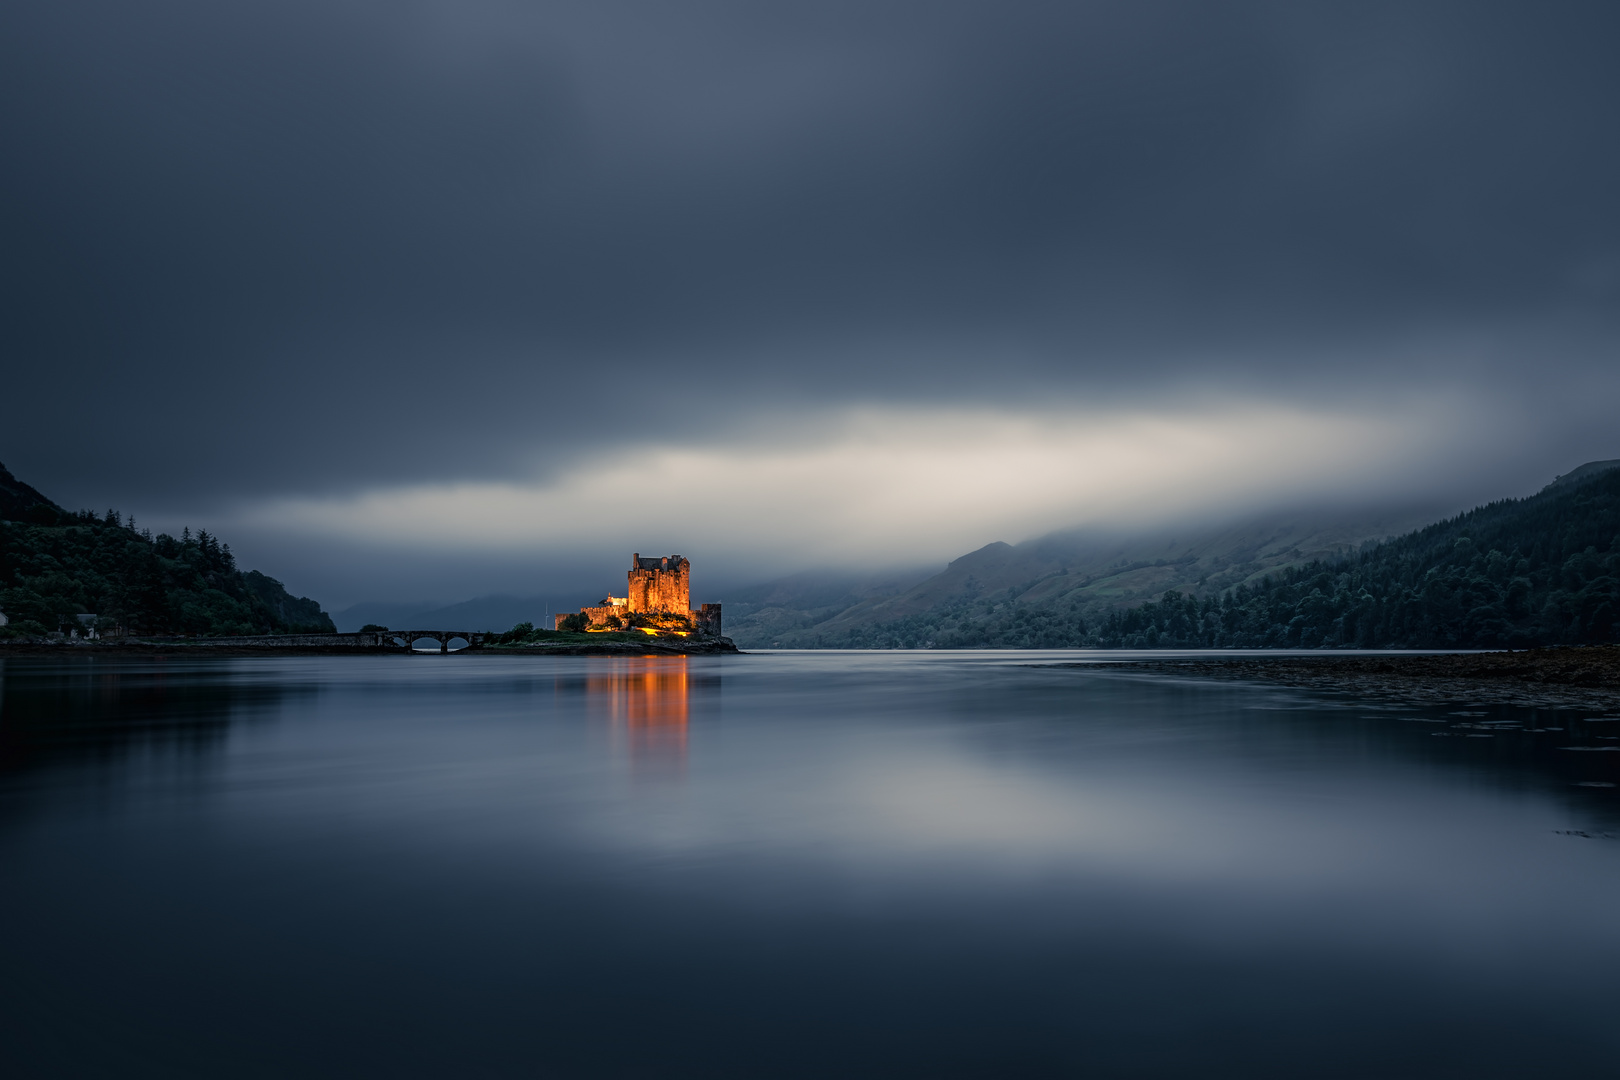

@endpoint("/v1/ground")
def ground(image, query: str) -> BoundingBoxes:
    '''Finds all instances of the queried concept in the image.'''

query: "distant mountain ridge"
[1545,459,1620,492]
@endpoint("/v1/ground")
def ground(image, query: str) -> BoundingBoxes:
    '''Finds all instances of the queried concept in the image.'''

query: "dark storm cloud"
[3,0,1618,511]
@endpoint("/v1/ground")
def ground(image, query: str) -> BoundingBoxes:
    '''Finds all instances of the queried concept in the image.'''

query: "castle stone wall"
[554,605,622,630]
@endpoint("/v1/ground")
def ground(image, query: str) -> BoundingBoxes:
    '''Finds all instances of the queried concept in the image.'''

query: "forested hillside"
[1095,463,1620,649]
[0,461,333,638]
[773,462,1620,650]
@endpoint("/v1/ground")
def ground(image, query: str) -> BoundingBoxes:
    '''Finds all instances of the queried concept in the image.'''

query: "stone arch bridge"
[381,630,488,653]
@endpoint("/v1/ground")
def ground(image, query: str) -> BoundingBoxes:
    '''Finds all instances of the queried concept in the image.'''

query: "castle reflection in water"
[580,658,708,771]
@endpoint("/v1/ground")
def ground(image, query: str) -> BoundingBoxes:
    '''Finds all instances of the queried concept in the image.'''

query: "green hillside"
[0,461,334,639]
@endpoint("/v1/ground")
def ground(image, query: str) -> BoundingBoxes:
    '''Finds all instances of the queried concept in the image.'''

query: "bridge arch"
[391,631,482,653]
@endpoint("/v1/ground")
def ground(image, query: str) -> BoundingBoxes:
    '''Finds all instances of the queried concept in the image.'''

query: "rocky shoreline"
[1077,645,1620,709]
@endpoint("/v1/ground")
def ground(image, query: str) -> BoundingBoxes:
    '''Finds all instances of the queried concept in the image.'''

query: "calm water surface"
[3,650,1620,1077]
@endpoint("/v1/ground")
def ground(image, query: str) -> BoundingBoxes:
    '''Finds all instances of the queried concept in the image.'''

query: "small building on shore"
[556,554,722,638]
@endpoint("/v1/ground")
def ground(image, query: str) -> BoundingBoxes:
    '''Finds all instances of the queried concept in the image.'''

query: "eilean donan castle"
[555,554,722,638]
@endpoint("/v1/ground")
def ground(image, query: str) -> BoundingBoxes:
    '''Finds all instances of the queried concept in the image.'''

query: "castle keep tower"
[628,553,689,614]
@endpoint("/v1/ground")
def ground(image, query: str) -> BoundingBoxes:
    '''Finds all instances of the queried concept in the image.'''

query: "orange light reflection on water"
[585,659,690,771]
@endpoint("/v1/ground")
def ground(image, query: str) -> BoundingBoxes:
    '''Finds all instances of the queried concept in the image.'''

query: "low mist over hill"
[1097,461,1620,650]
[728,462,1620,650]
[726,506,1443,648]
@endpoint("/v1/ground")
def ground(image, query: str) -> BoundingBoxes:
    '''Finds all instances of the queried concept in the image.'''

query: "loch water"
[3,650,1620,1078]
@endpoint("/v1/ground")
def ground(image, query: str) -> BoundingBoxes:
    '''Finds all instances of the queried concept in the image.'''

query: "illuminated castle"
[555,554,723,638]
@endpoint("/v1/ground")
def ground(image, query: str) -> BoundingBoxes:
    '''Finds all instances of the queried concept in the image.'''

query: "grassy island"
[480,623,739,655]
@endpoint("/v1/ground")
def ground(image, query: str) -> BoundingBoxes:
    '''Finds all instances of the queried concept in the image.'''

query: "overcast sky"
[3,1,1617,605]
